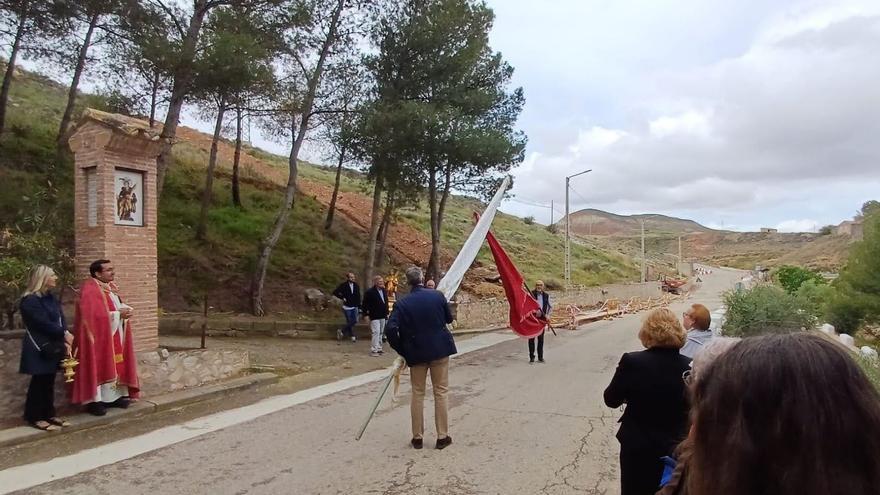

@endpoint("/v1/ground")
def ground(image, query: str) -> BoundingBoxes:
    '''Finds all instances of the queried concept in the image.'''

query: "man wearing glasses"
[680,304,713,358]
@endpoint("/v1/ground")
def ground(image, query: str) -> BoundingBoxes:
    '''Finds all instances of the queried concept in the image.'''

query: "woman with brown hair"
[687,333,880,495]
[604,308,691,495]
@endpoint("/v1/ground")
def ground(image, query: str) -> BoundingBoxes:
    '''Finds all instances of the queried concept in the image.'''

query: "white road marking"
[0,332,517,494]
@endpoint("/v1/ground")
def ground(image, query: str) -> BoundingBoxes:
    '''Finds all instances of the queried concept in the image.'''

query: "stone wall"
[453,281,663,329]
[0,331,247,423]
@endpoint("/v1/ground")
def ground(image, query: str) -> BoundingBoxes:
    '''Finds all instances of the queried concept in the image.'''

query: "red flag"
[485,230,547,339]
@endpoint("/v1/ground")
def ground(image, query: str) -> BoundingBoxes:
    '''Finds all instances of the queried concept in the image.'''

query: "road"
[2,267,742,495]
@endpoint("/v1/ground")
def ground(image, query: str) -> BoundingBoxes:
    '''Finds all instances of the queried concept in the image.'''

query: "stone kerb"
[68,109,162,351]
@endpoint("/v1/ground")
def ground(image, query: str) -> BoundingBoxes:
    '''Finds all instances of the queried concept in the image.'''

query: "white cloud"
[505,1,880,231]
[649,111,712,138]
[775,219,820,232]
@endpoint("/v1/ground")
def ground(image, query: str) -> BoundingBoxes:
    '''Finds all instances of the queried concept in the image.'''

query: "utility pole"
[640,220,646,282]
[564,169,592,289]
[678,235,682,274]
[550,200,554,226]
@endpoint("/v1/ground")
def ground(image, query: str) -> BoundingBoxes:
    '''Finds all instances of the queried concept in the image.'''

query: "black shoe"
[538,358,545,363]
[411,438,423,449]
[436,436,452,450]
[529,357,535,364]
[108,398,131,409]
[86,402,107,416]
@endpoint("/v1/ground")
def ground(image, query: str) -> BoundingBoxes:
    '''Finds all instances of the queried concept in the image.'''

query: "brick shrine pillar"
[68,109,161,351]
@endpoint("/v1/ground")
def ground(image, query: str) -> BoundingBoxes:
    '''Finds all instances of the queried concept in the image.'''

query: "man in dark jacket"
[528,280,552,363]
[332,272,361,343]
[386,266,456,450]
[362,275,389,356]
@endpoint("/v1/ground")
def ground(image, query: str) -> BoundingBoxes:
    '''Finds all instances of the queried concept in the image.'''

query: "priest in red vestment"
[71,259,140,416]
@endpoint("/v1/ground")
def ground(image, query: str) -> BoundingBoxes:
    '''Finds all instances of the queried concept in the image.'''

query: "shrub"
[774,265,825,294]
[722,285,815,337]
[825,292,867,335]
[543,279,563,290]
[545,223,558,234]
[795,280,835,317]
[523,215,535,225]
[818,225,834,235]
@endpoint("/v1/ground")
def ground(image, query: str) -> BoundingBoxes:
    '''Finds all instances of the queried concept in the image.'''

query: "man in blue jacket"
[386,266,456,450]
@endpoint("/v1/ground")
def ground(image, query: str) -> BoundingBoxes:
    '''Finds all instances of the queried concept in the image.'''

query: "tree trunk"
[324,146,346,230]
[57,12,99,153]
[374,191,395,268]
[250,0,346,316]
[195,97,226,241]
[427,163,453,282]
[232,106,243,208]
[156,1,210,198]
[0,12,27,137]
[426,164,441,281]
[149,69,159,127]
[363,176,384,285]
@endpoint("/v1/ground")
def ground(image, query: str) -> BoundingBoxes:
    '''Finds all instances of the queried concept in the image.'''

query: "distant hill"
[564,208,714,236]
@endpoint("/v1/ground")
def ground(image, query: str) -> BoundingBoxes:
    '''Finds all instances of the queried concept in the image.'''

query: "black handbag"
[26,331,66,361]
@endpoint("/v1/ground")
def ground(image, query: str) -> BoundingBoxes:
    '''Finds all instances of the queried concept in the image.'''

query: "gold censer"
[61,356,79,383]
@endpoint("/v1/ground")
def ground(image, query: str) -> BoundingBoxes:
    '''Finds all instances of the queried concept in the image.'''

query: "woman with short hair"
[19,265,72,431]
[604,308,691,495]
[687,333,880,495]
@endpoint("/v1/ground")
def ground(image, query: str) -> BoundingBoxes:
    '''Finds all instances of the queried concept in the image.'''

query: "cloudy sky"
[484,0,880,231]
[112,0,880,232]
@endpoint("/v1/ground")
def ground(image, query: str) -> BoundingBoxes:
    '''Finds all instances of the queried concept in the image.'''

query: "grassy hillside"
[1,65,640,317]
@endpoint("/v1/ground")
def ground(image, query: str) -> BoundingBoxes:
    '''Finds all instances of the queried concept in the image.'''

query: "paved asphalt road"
[4,267,742,495]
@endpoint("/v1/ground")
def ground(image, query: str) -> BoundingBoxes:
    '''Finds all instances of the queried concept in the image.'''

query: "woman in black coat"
[19,265,72,431]
[604,308,691,495]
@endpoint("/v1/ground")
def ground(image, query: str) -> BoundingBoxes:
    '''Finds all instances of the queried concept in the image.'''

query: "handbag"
[26,330,66,361]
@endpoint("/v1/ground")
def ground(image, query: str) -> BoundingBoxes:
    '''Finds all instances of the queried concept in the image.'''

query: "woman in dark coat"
[19,265,72,431]
[604,308,691,495]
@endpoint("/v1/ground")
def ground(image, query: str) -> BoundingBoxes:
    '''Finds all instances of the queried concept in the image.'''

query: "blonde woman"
[603,308,691,495]
[19,265,72,431]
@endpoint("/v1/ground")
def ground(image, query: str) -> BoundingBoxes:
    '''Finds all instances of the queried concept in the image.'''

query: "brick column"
[68,110,162,351]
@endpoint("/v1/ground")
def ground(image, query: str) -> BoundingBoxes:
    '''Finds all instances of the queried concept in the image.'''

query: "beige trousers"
[410,357,449,440]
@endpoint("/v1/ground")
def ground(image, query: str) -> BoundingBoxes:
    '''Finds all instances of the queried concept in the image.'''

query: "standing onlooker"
[528,280,551,363]
[19,265,72,431]
[687,333,880,495]
[604,308,691,495]
[386,266,456,450]
[680,304,712,358]
[657,337,740,495]
[332,272,361,343]
[362,276,389,356]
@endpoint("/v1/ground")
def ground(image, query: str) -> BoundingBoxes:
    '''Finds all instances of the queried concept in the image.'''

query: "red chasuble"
[485,230,548,339]
[71,278,140,404]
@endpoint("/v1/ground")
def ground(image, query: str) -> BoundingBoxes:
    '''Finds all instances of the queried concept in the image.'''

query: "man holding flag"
[385,266,456,450]
[528,280,552,363]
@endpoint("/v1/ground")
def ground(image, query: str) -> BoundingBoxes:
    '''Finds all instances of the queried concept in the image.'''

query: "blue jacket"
[386,286,456,366]
[19,293,67,375]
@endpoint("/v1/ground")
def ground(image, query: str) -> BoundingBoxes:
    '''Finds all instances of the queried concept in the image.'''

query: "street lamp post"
[564,169,592,289]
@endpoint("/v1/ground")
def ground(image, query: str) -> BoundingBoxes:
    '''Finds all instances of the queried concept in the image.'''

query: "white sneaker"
[370,351,381,357]
[336,329,343,341]
[351,336,357,342]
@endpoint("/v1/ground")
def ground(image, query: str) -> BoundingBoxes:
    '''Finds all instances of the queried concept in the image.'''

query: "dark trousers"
[619,445,665,495]
[528,330,545,360]
[342,308,358,337]
[24,373,56,423]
